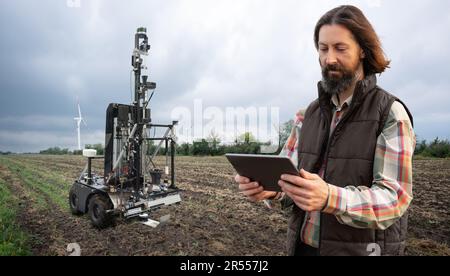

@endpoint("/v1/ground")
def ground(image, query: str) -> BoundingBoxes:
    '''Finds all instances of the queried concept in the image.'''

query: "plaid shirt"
[278,95,416,248]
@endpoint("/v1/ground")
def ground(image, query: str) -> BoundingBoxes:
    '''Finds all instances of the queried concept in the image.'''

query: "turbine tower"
[74,100,87,150]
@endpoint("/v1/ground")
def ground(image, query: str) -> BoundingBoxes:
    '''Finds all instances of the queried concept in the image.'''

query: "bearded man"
[235,5,416,256]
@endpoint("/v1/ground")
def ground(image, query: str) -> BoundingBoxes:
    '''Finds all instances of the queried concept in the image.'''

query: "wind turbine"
[74,100,87,150]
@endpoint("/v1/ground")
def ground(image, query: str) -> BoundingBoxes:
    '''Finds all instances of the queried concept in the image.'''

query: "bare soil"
[0,155,448,256]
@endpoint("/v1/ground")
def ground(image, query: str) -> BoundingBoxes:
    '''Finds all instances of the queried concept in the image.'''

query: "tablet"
[226,154,299,192]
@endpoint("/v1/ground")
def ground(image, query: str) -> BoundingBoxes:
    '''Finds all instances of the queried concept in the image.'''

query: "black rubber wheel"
[69,186,82,215]
[88,194,114,229]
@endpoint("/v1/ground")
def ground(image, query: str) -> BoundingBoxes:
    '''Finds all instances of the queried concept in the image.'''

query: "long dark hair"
[314,5,390,75]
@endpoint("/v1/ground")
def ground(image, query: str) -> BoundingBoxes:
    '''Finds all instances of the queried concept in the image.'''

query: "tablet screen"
[226,154,299,192]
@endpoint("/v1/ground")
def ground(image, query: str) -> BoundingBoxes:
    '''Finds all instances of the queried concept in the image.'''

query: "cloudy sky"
[0,0,449,152]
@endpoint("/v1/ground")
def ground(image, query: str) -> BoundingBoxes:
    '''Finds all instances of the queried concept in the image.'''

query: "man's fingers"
[248,191,277,203]
[300,169,319,180]
[241,186,264,197]
[235,174,250,184]
[239,182,260,192]
[282,189,310,206]
[282,190,313,211]
[280,174,311,188]
[248,194,265,203]
[279,181,312,199]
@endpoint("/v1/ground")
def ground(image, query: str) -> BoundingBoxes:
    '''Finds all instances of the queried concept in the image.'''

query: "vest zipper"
[318,110,331,254]
[318,99,359,254]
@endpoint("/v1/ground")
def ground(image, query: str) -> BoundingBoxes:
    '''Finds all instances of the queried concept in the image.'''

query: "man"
[235,5,415,256]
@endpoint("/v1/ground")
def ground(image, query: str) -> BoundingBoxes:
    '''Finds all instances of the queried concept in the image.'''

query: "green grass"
[0,157,69,211]
[0,156,71,211]
[0,158,49,210]
[0,179,30,256]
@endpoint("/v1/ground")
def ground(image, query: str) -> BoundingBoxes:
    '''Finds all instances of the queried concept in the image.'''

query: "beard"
[320,63,358,96]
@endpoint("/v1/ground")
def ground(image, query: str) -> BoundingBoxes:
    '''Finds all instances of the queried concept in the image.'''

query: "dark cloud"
[1,0,449,152]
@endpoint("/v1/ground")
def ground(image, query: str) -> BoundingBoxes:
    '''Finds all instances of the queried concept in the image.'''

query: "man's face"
[318,24,364,95]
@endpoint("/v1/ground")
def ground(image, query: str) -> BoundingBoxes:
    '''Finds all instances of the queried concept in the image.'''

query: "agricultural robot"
[69,27,181,228]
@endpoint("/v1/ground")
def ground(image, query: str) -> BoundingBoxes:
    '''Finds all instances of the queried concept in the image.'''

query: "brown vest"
[286,75,414,256]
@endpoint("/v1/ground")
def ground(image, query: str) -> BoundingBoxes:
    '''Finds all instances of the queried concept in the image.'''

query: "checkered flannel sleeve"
[323,102,416,230]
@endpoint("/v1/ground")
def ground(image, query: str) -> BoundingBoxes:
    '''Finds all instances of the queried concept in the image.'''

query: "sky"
[0,0,449,153]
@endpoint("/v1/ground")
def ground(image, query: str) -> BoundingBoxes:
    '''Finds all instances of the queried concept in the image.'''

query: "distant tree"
[224,137,261,155]
[176,143,192,156]
[414,139,427,156]
[39,147,70,155]
[271,120,295,154]
[206,130,222,156]
[192,139,210,156]
[423,138,450,158]
[238,132,257,144]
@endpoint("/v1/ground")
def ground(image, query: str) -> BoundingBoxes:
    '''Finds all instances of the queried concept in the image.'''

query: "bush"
[414,140,427,156]
[39,147,70,155]
[224,143,261,155]
[176,138,264,156]
[423,138,450,158]
[177,143,192,156]
[192,139,210,156]
[415,138,450,158]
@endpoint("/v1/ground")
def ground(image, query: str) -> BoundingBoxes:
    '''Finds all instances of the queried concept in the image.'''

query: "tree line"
[414,138,450,158]
[31,116,450,160]
[39,144,104,156]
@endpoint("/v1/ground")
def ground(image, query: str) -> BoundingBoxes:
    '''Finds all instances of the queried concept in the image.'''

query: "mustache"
[322,63,346,75]
[320,63,357,96]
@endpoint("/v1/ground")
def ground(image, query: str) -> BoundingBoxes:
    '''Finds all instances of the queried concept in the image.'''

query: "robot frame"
[69,27,182,229]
